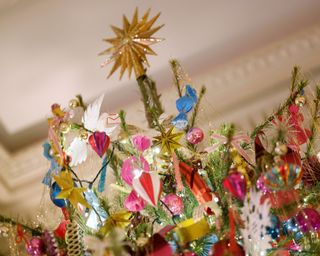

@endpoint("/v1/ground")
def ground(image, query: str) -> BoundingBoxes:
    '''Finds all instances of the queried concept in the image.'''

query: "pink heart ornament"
[88,131,110,158]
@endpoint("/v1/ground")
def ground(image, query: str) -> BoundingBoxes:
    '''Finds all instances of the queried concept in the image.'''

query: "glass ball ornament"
[186,127,204,144]
[59,122,70,134]
[79,128,88,140]
[263,163,303,191]
[295,95,305,107]
[25,237,45,256]
[50,182,66,208]
[296,208,320,232]
[69,98,80,109]
[161,194,184,215]
[274,142,288,156]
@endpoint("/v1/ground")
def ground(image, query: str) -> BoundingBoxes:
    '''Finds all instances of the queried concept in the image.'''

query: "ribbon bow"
[205,133,253,164]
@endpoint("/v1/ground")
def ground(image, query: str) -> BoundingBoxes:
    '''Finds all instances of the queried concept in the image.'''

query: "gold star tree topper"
[99,8,164,79]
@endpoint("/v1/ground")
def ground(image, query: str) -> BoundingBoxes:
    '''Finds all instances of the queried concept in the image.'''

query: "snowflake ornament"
[240,189,272,256]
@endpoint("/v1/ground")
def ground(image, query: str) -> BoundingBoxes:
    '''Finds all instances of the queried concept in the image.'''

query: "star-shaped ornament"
[99,8,164,79]
[153,126,184,155]
[98,211,132,236]
[53,171,90,209]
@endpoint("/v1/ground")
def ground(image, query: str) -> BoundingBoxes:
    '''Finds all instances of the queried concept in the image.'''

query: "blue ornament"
[185,84,198,103]
[50,182,66,208]
[266,226,280,240]
[282,218,303,240]
[172,85,198,129]
[42,142,61,186]
[176,96,195,113]
[85,189,108,230]
[98,157,108,193]
[266,215,280,240]
[172,112,189,129]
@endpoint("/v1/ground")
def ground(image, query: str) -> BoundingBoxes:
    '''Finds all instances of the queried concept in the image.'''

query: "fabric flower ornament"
[121,156,150,186]
[124,190,146,212]
[132,135,151,152]
[121,155,162,210]
[67,94,117,166]
[172,85,198,129]
[121,155,150,212]
[53,171,90,209]
[273,104,311,152]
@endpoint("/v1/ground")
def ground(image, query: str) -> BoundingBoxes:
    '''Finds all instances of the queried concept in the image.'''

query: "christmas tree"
[1,8,320,256]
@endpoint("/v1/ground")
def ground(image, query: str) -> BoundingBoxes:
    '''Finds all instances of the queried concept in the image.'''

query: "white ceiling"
[0,0,320,139]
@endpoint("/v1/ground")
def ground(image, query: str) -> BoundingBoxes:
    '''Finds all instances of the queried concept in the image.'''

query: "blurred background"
[1,0,320,253]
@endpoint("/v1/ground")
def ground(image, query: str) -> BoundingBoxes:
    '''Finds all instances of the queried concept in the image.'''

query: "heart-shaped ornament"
[89,131,110,158]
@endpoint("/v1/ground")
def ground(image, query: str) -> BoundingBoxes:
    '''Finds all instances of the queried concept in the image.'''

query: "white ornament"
[240,189,272,256]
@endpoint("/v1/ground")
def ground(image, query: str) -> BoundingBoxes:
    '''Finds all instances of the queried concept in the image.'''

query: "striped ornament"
[132,172,162,207]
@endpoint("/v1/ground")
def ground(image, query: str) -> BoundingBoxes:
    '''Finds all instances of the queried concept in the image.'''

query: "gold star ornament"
[53,171,90,209]
[98,211,132,236]
[99,8,164,79]
[153,126,184,155]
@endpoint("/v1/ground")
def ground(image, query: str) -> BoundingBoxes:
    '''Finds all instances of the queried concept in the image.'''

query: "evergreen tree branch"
[136,74,164,128]
[170,59,183,97]
[306,85,320,157]
[189,85,206,129]
[251,79,308,139]
[0,215,42,236]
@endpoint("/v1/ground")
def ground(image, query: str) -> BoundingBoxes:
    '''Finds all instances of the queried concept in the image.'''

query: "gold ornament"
[99,8,164,79]
[60,122,70,134]
[153,126,184,154]
[66,222,84,256]
[0,224,9,237]
[98,211,132,236]
[174,218,210,244]
[274,142,288,156]
[295,95,306,107]
[69,98,80,109]
[53,171,90,209]
[79,128,88,140]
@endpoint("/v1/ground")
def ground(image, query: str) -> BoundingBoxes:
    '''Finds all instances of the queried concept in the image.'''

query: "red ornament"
[211,240,245,256]
[147,233,173,256]
[261,189,299,221]
[88,131,110,157]
[132,172,162,207]
[223,171,246,200]
[54,220,69,240]
[179,162,212,204]
[147,225,175,256]
[177,252,197,256]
